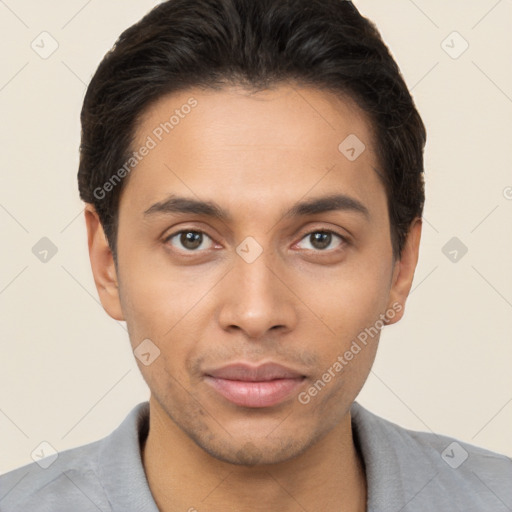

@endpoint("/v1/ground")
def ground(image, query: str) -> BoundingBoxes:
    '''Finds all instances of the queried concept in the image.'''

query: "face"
[86,83,421,466]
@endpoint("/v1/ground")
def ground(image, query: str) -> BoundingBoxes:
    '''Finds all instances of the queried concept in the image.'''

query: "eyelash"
[163,228,348,254]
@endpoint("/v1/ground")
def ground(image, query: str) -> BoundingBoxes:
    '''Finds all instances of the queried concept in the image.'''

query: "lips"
[206,362,304,381]
[204,362,306,408]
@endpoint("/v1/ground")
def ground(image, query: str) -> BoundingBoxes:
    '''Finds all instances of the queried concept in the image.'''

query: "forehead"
[121,83,384,218]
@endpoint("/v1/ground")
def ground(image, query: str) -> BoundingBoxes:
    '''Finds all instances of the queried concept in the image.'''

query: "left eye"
[296,230,346,251]
[165,230,214,251]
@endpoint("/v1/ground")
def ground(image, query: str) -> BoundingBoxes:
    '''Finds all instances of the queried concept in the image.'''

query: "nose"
[217,247,299,340]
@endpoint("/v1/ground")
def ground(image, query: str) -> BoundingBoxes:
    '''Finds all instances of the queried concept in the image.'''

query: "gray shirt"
[1,401,511,511]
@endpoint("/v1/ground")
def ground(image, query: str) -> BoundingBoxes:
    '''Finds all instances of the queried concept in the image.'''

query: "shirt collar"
[97,401,158,512]
[351,401,407,510]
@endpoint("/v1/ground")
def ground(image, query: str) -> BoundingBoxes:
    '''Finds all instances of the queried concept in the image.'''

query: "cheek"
[119,274,198,396]
[300,252,392,332]
[293,245,393,383]
[117,241,212,340]
[116,254,221,386]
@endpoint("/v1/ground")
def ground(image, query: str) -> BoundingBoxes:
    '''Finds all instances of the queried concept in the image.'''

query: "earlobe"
[84,204,124,321]
[385,218,422,325]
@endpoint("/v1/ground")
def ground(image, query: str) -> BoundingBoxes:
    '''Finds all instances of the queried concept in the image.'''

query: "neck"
[141,396,367,512]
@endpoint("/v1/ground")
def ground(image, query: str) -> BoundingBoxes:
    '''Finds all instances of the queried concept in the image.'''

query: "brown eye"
[296,230,345,251]
[180,231,202,250]
[166,230,213,251]
[310,232,331,250]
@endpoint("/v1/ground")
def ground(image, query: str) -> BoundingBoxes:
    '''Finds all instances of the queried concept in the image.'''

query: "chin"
[190,429,319,467]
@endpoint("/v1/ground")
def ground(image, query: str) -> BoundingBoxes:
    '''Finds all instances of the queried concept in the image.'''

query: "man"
[1,0,510,510]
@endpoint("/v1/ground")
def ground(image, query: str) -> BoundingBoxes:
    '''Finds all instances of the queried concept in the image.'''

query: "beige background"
[1,0,511,474]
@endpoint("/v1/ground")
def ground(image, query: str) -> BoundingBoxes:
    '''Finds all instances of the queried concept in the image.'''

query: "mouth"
[203,362,307,408]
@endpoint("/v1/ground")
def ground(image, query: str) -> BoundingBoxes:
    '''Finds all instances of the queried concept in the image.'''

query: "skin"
[85,83,422,512]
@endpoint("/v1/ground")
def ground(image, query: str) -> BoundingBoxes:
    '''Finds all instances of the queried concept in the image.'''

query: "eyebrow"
[283,193,369,220]
[143,193,370,222]
[144,196,231,221]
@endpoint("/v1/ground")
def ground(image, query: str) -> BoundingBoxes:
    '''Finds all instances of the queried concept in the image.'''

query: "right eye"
[164,230,215,252]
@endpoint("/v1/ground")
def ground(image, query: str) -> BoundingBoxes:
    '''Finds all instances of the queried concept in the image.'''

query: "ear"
[385,217,422,325]
[84,204,124,321]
